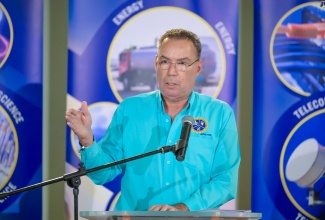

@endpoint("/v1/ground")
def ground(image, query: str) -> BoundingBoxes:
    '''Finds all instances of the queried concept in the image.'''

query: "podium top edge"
[80,210,262,218]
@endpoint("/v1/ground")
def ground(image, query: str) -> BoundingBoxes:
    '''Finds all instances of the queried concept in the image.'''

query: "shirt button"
[168,140,172,143]
[166,182,170,186]
[167,161,170,164]
[166,119,169,122]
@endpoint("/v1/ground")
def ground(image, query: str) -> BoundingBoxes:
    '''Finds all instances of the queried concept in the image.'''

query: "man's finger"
[81,101,89,114]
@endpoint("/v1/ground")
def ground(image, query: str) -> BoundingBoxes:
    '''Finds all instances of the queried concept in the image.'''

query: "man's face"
[155,38,202,103]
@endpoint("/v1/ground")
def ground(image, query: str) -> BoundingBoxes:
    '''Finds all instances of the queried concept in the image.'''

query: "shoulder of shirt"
[120,90,159,105]
[194,91,231,109]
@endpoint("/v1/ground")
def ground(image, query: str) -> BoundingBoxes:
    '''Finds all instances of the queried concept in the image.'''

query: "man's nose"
[167,62,178,75]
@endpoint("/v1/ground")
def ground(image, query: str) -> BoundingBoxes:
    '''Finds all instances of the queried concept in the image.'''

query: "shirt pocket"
[182,136,215,171]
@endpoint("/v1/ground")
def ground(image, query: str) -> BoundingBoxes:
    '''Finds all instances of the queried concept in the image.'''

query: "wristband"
[79,136,94,151]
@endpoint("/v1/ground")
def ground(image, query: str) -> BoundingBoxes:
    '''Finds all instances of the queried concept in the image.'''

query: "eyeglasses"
[157,59,199,72]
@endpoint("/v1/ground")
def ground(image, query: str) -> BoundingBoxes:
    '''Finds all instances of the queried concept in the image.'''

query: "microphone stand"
[0,145,176,220]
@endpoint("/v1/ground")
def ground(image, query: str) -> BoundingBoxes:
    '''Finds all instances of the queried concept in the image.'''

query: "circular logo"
[106,6,225,102]
[70,102,118,158]
[0,3,13,68]
[280,110,325,219]
[270,3,325,96]
[264,92,325,219]
[0,106,18,191]
[192,118,208,133]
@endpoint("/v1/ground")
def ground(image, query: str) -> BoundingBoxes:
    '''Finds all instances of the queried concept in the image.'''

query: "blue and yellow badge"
[192,118,208,133]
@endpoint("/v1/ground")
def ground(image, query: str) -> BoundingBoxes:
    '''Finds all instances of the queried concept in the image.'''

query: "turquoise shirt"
[81,91,240,211]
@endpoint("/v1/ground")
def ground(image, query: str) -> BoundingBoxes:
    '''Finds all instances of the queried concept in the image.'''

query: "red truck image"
[118,44,217,91]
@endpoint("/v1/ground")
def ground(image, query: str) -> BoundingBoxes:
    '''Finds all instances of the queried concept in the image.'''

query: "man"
[66,28,240,211]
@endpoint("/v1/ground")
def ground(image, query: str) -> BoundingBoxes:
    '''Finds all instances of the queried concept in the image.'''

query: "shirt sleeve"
[80,103,125,185]
[182,105,241,210]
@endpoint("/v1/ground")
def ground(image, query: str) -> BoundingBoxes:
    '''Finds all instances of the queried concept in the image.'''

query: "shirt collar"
[157,90,195,113]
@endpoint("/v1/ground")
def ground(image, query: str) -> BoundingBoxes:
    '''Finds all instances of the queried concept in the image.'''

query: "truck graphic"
[118,43,217,91]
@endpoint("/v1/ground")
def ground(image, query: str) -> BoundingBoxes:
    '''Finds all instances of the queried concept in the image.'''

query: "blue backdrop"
[253,1,325,219]
[0,0,43,219]
[66,0,239,217]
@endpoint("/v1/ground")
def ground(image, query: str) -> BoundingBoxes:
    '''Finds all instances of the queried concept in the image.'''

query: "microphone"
[175,115,195,161]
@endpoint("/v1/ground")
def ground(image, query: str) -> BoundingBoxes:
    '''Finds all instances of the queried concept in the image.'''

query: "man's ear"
[154,55,159,70]
[196,60,203,76]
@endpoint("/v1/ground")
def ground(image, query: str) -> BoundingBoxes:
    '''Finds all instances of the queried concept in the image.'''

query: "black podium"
[80,210,262,220]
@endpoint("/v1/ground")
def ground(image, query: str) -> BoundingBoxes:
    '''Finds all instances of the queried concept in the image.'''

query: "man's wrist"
[79,135,94,150]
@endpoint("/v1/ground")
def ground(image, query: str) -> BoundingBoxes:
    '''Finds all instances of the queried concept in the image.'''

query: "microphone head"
[182,115,194,125]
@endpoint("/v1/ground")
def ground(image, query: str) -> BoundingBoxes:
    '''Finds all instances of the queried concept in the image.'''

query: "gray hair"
[157,28,202,59]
